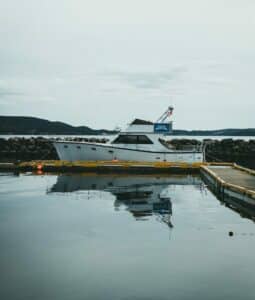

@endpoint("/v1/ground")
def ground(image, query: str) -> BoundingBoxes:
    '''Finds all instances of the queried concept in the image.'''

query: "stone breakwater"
[169,139,255,169]
[0,137,254,169]
[0,137,109,162]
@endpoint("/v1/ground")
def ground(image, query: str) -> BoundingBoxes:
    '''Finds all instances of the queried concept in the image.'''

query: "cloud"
[0,80,25,99]
[0,78,56,105]
[0,89,24,97]
[104,67,187,91]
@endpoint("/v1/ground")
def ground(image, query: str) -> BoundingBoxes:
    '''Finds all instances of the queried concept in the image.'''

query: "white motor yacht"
[53,107,204,163]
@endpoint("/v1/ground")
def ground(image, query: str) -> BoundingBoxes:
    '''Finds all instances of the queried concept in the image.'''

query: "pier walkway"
[205,165,255,192]
[201,164,255,211]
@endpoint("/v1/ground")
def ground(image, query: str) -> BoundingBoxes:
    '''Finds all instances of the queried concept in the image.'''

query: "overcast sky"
[0,0,254,130]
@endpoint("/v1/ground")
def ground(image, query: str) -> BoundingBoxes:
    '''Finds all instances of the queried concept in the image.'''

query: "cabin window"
[77,146,81,149]
[112,135,153,144]
[137,135,153,144]
[64,145,68,148]
[91,147,97,151]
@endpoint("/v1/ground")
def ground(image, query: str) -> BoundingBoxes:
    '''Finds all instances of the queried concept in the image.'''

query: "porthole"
[64,145,68,149]
[108,150,114,154]
[91,147,97,151]
[156,157,160,160]
[77,146,81,149]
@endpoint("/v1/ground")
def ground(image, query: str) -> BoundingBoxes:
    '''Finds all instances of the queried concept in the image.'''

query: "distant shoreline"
[1,115,255,136]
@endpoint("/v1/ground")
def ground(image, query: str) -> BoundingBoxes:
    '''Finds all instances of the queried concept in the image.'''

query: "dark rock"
[0,137,109,162]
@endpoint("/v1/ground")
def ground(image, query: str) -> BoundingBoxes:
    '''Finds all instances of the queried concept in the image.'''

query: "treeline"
[1,116,255,136]
[0,116,116,135]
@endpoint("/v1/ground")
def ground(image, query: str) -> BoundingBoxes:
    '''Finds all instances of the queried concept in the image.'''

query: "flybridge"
[126,106,174,134]
[126,122,173,134]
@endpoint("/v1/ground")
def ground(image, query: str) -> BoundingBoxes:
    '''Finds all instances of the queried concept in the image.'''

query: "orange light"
[37,164,43,170]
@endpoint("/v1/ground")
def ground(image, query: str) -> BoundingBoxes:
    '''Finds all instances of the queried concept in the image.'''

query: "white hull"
[54,141,204,163]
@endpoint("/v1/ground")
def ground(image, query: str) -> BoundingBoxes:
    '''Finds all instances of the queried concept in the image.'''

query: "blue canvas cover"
[154,123,171,133]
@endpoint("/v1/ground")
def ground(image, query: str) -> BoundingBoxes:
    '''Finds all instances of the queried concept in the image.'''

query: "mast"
[156,106,174,123]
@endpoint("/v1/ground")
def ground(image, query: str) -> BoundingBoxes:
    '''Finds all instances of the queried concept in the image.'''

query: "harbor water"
[0,173,255,300]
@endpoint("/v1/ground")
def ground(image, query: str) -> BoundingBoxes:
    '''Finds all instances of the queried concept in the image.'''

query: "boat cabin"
[110,119,174,151]
[125,119,173,134]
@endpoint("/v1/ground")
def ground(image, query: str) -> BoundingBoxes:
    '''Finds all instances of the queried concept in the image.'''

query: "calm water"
[0,173,255,300]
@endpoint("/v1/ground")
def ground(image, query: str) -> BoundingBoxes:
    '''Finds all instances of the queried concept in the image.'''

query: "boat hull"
[53,141,204,163]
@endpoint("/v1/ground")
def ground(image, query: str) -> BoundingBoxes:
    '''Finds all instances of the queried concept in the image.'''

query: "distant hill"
[0,116,255,136]
[0,116,116,135]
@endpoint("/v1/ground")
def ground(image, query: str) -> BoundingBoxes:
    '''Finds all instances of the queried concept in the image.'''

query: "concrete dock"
[205,165,255,191]
[201,164,255,193]
[201,164,255,218]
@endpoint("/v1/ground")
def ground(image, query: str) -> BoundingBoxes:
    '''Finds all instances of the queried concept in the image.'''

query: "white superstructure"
[53,107,204,163]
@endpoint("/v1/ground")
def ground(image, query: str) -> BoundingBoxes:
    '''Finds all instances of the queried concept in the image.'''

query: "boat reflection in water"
[113,186,173,228]
[50,174,202,229]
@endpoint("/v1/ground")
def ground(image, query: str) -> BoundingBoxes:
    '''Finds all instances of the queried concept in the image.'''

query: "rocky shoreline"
[0,137,254,169]
[170,138,255,168]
